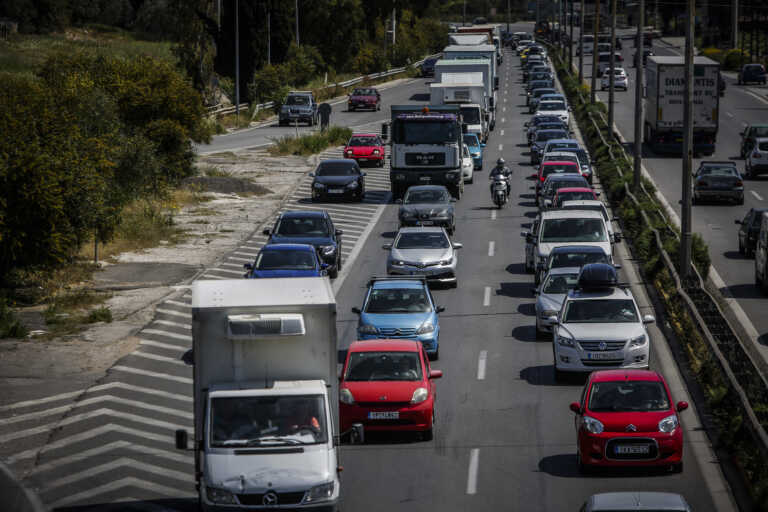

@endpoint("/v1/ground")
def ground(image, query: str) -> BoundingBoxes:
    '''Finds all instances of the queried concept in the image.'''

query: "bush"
[248,64,290,108]
[283,44,326,87]
[723,49,751,71]
[87,306,113,323]
[0,299,27,339]
[268,126,352,156]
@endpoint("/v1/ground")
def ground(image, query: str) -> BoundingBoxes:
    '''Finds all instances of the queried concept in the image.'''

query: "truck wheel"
[328,266,339,279]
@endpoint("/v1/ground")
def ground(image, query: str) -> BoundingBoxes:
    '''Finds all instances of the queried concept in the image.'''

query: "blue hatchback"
[352,277,444,360]
[463,133,485,170]
[244,243,327,278]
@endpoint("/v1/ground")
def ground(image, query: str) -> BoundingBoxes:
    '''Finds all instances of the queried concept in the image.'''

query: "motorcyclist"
[489,158,512,196]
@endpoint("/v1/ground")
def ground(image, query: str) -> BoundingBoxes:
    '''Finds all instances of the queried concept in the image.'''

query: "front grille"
[405,153,446,166]
[579,340,627,351]
[605,438,658,460]
[581,359,625,367]
[237,491,306,506]
[378,327,417,337]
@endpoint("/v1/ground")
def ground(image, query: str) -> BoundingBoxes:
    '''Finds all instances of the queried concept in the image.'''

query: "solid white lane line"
[488,241,495,257]
[483,286,491,307]
[466,448,480,495]
[752,191,764,201]
[477,351,488,380]
[491,209,497,220]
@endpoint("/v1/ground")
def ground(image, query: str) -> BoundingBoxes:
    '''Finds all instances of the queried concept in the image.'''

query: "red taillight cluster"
[736,180,744,187]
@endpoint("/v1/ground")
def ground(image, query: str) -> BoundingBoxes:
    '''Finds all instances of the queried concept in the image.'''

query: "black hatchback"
[738,63,767,85]
[310,159,366,202]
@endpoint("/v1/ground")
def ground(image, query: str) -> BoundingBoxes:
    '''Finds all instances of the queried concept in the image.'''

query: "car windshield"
[395,232,450,249]
[698,167,736,176]
[404,188,450,203]
[348,137,379,147]
[275,217,330,237]
[286,95,310,106]
[533,89,556,98]
[344,351,423,381]
[542,165,579,178]
[537,131,568,142]
[352,88,375,96]
[588,381,670,412]
[749,126,768,137]
[394,120,457,144]
[551,251,609,269]
[539,101,566,111]
[564,298,638,323]
[255,250,316,270]
[365,287,432,313]
[540,218,607,242]
[557,191,595,203]
[210,395,328,447]
[463,134,480,146]
[542,272,579,294]
[460,107,482,124]
[317,163,358,176]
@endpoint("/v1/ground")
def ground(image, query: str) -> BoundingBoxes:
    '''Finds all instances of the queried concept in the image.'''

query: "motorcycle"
[491,175,509,208]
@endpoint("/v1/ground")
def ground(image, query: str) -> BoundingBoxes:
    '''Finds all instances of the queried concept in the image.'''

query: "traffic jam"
[183,25,698,512]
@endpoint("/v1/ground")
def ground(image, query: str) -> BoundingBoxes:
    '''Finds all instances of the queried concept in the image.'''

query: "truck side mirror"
[381,123,389,141]
[351,423,365,444]
[175,429,189,450]
[436,306,446,313]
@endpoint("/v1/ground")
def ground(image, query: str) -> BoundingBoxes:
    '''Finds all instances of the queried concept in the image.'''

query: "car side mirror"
[309,172,315,177]
[547,315,558,324]
[175,429,189,450]
[320,263,329,270]
[676,401,689,412]
[382,243,392,250]
[429,370,443,379]
[595,191,601,197]
[351,307,361,314]
[642,314,656,324]
[262,228,271,236]
[243,263,253,271]
[436,306,446,313]
[569,402,582,414]
[337,349,348,365]
[529,173,538,180]
[336,229,343,236]
[613,264,623,270]
[544,199,552,207]
[452,242,463,249]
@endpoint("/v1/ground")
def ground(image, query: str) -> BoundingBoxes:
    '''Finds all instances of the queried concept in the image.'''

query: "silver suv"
[279,91,318,126]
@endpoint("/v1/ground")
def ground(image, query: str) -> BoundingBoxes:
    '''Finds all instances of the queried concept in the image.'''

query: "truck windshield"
[540,218,607,242]
[344,352,423,381]
[564,299,639,323]
[210,395,328,446]
[394,120,458,144]
[460,107,481,125]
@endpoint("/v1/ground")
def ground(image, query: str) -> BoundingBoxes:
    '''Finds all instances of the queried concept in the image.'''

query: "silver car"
[582,492,691,512]
[397,185,456,234]
[533,266,580,338]
[384,227,462,287]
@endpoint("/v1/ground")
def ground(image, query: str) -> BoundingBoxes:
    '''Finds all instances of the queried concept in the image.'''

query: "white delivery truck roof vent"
[227,314,305,339]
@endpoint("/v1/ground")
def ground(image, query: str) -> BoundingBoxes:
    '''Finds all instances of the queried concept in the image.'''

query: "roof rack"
[367,275,428,287]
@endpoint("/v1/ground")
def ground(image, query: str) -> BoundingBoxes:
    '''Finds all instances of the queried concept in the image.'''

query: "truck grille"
[579,340,627,351]
[605,438,658,460]
[237,491,306,505]
[405,153,446,166]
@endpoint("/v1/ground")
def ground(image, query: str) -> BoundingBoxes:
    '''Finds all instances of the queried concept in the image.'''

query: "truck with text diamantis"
[644,56,720,155]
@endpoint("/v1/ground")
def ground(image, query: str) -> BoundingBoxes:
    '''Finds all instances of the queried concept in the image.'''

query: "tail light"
[754,152,762,159]
[735,180,743,187]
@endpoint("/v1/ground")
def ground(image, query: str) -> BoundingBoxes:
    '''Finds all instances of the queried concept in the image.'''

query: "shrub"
[268,126,352,156]
[87,306,113,323]
[723,49,750,71]
[0,299,27,339]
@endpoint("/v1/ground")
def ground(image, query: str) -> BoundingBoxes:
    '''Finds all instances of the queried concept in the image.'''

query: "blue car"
[244,243,327,278]
[352,277,444,360]
[463,133,485,170]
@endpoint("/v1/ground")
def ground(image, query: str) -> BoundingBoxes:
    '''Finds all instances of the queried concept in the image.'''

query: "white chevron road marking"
[152,319,190,330]
[139,339,187,352]
[141,329,191,342]
[131,351,188,367]
[111,366,192,384]
[49,476,191,509]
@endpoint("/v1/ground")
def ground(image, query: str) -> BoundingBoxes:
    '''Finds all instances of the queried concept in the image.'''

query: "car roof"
[261,243,317,252]
[405,184,450,192]
[281,210,327,218]
[541,209,603,220]
[561,199,605,208]
[348,339,421,352]
[537,129,569,135]
[320,159,357,166]
[551,245,606,254]
[588,492,686,510]
[555,187,594,194]
[589,369,662,383]
[396,226,447,233]
[370,279,426,290]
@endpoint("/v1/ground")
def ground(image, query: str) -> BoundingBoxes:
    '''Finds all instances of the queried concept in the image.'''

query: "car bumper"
[693,189,743,201]
[748,162,768,173]
[357,333,439,354]
[312,187,362,200]
[554,344,650,372]
[578,431,683,468]
[399,217,453,229]
[280,113,313,122]
[346,154,384,163]
[472,156,483,169]
[387,263,457,284]
[340,399,433,433]
[348,102,377,110]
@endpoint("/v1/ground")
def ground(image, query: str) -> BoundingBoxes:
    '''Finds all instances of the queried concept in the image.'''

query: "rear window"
[543,164,580,177]
[759,142,768,151]
[698,166,736,176]
[750,126,768,137]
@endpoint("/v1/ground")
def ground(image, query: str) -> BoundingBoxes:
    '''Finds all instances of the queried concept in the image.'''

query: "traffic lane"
[196,77,429,154]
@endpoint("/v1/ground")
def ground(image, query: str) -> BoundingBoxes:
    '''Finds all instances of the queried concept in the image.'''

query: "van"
[756,211,768,294]
[597,52,624,75]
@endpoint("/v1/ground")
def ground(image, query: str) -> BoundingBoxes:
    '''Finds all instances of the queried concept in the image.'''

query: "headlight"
[314,182,325,189]
[411,387,429,404]
[629,334,647,348]
[340,388,355,405]
[359,324,378,335]
[540,309,558,319]
[471,152,480,157]
[347,181,359,189]
[305,482,334,503]
[439,258,453,265]
[416,321,435,334]
[206,486,237,505]
[658,414,679,433]
[436,208,450,217]
[582,416,604,434]
[557,332,574,347]
[373,149,380,155]
[321,245,336,255]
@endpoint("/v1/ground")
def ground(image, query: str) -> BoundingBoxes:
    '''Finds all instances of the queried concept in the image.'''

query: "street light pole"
[731,0,738,49]
[681,0,695,278]
[507,0,511,33]
[590,0,601,104]
[608,0,617,130]
[235,0,240,122]
[633,0,645,190]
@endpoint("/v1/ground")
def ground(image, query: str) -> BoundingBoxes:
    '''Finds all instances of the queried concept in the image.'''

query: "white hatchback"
[600,67,629,90]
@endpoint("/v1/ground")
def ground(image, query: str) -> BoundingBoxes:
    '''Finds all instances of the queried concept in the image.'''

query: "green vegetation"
[0,299,27,339]
[43,290,113,336]
[268,126,353,157]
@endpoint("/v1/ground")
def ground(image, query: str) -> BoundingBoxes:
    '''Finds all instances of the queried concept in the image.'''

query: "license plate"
[329,189,345,194]
[420,176,431,181]
[368,411,399,420]
[358,158,367,162]
[587,351,622,360]
[616,445,650,455]
[420,220,434,225]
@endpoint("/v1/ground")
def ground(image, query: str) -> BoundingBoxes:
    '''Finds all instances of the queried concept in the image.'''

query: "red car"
[344,133,386,167]
[531,161,582,195]
[552,187,599,208]
[570,369,688,473]
[347,87,381,111]
[339,339,442,440]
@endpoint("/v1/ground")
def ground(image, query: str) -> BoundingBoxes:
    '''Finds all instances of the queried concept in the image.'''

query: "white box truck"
[176,277,345,511]
[429,72,492,142]
[435,59,496,130]
[449,33,489,46]
[442,45,499,91]
[644,56,720,156]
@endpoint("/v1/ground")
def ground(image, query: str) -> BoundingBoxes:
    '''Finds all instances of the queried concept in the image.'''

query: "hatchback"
[745,137,768,178]
[343,133,385,167]
[310,159,366,202]
[738,63,767,85]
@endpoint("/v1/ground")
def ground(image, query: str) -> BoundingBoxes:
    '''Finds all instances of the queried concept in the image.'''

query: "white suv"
[550,264,655,381]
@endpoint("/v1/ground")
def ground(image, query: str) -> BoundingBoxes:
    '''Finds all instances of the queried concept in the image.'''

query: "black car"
[692,161,744,205]
[738,63,767,85]
[263,210,343,278]
[736,208,768,256]
[421,57,439,77]
[397,185,457,234]
[309,159,366,202]
[530,129,570,164]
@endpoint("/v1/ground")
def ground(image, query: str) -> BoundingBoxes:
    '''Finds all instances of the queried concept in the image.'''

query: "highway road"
[0,25,737,511]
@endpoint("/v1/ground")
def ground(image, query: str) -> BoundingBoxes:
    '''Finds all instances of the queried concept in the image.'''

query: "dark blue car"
[263,210,343,278]
[244,244,327,278]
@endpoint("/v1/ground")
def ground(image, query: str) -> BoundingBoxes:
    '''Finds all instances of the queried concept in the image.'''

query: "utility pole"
[392,6,396,47]
[235,0,240,122]
[569,0,574,68]
[590,0,601,103]
[608,0,617,130]
[295,0,299,45]
[681,0,695,279]
[267,9,271,65]
[217,0,221,29]
[633,0,644,190]
[579,0,585,83]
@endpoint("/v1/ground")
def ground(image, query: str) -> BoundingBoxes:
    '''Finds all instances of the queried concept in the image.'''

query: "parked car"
[420,57,439,77]
[383,227,462,287]
[570,369,688,473]
[263,210,343,278]
[528,71,555,85]
[536,245,613,290]
[601,67,629,90]
[740,123,768,158]
[398,185,456,234]
[344,133,385,167]
[463,133,485,170]
[347,87,381,111]
[744,137,768,178]
[279,90,318,126]
[736,207,768,256]
[534,266,581,338]
[339,339,442,439]
[691,161,744,205]
[352,276,444,359]
[244,244,327,278]
[582,492,692,512]
[551,187,600,209]
[756,212,768,294]
[309,159,366,202]
[738,63,767,85]
[530,123,571,146]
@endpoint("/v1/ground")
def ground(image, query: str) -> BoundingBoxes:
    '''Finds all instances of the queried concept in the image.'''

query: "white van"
[755,211,768,293]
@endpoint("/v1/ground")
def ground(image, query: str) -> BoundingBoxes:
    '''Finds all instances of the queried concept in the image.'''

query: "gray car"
[582,492,691,512]
[279,91,318,126]
[533,266,580,338]
[398,185,457,234]
[384,227,462,287]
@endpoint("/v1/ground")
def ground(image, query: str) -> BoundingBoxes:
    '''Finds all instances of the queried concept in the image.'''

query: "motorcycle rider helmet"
[496,158,505,166]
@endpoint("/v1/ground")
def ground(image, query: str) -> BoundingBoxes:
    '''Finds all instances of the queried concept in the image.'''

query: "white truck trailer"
[176,277,344,511]
[434,59,496,131]
[442,44,499,91]
[429,72,492,141]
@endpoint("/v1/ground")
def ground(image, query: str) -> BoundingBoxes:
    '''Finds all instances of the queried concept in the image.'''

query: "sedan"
[384,227,462,287]
[347,87,381,111]
[736,207,768,256]
[244,243,327,278]
[344,133,385,167]
[536,245,613,287]
[339,339,443,440]
[533,266,580,338]
[398,185,456,234]
[310,159,366,202]
[570,369,688,473]
[601,68,628,90]
[692,161,744,205]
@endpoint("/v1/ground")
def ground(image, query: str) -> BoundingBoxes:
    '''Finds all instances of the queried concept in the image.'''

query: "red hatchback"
[570,370,688,473]
[339,339,442,440]
[552,187,599,208]
[344,133,386,168]
[532,161,582,196]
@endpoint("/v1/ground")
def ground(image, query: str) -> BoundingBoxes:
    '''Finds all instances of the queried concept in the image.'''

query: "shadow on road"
[520,365,583,386]
[497,282,534,299]
[517,303,536,317]
[722,250,749,260]
[720,283,765,300]
[409,93,430,102]
[506,263,528,275]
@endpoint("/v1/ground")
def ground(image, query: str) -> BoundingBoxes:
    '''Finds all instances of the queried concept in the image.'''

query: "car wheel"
[423,414,434,441]
[429,348,439,361]
[378,160,384,168]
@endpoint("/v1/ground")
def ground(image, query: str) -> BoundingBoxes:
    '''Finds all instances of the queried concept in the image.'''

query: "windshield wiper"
[246,437,304,446]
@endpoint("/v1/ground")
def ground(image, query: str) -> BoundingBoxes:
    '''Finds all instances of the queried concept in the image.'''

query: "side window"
[743,211,753,228]
[327,217,335,236]
[532,219,541,237]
